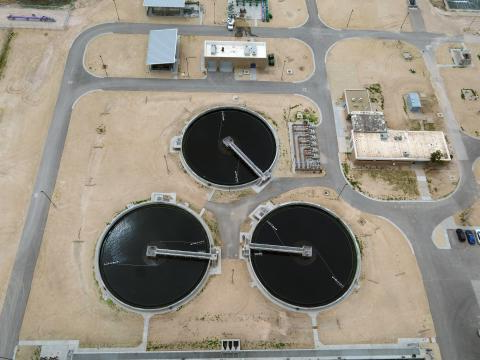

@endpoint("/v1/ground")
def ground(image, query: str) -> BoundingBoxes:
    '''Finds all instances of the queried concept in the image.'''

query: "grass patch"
[0,30,15,79]
[203,211,221,246]
[148,339,221,351]
[367,168,419,197]
[342,162,362,191]
[366,83,384,110]
[409,120,421,131]
[18,0,74,7]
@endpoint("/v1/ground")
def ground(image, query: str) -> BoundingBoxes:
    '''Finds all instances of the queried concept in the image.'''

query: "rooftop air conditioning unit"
[211,44,217,55]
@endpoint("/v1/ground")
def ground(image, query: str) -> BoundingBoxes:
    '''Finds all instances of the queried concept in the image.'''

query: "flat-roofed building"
[350,111,387,133]
[147,29,179,71]
[351,130,450,162]
[344,89,371,116]
[144,0,200,17]
[406,92,422,112]
[204,40,267,73]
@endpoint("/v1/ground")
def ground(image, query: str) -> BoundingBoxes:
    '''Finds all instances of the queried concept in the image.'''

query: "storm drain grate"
[221,339,240,352]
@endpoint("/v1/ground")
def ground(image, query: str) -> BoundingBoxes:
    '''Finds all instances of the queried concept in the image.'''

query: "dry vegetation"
[424,161,459,199]
[342,159,420,200]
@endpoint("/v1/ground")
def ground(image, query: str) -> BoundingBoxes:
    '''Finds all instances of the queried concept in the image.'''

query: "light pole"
[99,55,109,77]
[400,12,409,31]
[346,9,354,29]
[280,58,286,81]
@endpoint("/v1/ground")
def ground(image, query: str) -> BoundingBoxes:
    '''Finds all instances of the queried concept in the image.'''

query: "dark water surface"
[182,108,277,186]
[99,203,210,309]
[251,204,358,308]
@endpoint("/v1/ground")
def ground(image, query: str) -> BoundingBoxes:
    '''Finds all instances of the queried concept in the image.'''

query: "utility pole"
[99,55,109,77]
[346,9,354,29]
[281,58,287,81]
[400,12,409,31]
[112,0,120,21]
[40,190,57,209]
[164,155,170,174]
[213,0,216,24]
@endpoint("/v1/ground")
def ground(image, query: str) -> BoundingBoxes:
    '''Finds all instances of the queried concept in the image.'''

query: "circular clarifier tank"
[97,202,213,311]
[181,107,278,188]
[249,203,360,310]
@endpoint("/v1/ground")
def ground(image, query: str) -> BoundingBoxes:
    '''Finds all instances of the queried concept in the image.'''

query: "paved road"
[1,1,480,359]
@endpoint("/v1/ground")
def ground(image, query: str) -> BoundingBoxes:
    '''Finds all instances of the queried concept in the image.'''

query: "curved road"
[1,1,479,359]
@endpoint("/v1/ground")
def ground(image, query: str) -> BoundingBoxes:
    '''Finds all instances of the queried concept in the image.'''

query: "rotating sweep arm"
[248,243,312,257]
[146,246,218,261]
[222,136,271,183]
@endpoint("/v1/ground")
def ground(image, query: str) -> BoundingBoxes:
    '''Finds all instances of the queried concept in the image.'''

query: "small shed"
[144,0,199,17]
[406,92,421,112]
[146,29,178,71]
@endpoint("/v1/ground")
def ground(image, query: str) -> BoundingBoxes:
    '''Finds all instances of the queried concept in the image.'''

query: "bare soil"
[438,43,480,137]
[19,91,318,346]
[424,161,459,199]
[327,38,440,131]
[148,259,313,350]
[271,187,436,344]
[317,0,412,31]
[73,0,307,28]
[85,34,314,83]
[148,186,435,348]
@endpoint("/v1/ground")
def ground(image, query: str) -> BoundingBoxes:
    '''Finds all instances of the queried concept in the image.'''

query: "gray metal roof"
[146,29,178,66]
[144,0,186,8]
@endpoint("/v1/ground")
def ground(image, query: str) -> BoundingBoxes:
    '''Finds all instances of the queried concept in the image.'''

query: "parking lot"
[447,228,480,248]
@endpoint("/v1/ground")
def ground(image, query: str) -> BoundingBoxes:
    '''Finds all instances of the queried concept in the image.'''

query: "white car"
[227,17,235,31]
[476,229,480,245]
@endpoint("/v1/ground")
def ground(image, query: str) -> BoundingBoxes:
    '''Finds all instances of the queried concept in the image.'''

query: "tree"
[430,150,443,163]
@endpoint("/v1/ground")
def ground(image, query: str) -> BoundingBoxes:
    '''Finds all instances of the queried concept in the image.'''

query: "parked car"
[466,230,476,245]
[456,228,466,242]
[476,229,480,245]
[227,17,235,31]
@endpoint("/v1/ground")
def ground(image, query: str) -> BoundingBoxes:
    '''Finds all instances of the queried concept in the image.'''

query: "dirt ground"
[260,0,308,28]
[0,28,81,312]
[317,0,412,31]
[271,187,436,344]
[0,0,195,325]
[437,43,480,137]
[19,91,318,346]
[72,0,307,28]
[85,34,314,82]
[424,160,459,199]
[327,38,441,131]
[316,0,480,35]
[342,159,420,200]
[148,259,313,349]
[420,0,480,36]
[148,186,435,349]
